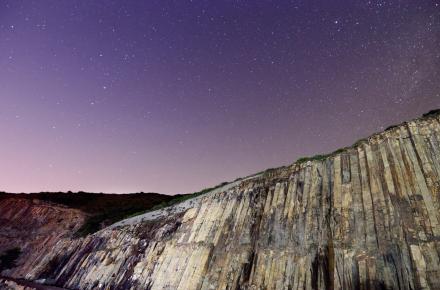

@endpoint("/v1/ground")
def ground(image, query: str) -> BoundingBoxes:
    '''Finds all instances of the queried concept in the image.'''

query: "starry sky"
[1,1,439,194]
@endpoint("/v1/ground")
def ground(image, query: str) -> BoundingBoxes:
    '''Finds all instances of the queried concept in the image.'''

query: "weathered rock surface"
[0,277,68,290]
[0,198,87,279]
[2,112,440,289]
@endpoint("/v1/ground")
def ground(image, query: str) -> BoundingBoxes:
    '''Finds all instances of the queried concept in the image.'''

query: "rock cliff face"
[2,112,440,290]
[0,197,87,279]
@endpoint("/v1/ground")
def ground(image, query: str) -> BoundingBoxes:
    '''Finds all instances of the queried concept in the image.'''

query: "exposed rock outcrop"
[2,112,440,289]
[0,277,67,290]
[0,198,87,278]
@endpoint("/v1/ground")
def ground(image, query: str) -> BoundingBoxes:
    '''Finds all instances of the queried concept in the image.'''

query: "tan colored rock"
[2,112,440,289]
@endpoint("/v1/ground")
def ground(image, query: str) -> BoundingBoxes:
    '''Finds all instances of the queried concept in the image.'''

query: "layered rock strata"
[0,198,86,279]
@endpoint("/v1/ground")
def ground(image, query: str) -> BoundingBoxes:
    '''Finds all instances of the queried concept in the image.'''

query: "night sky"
[1,1,439,194]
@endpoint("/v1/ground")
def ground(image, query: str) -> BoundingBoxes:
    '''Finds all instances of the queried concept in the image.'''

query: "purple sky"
[0,1,439,195]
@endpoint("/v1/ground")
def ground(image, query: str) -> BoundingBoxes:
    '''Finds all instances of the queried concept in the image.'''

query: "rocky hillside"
[0,197,86,281]
[2,110,440,289]
[0,191,174,287]
[0,191,176,236]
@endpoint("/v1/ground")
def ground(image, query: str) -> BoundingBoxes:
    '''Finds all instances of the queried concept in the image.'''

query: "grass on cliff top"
[3,109,439,237]
[294,147,349,165]
[293,108,440,166]
[125,181,229,220]
[423,109,440,117]
[75,108,440,230]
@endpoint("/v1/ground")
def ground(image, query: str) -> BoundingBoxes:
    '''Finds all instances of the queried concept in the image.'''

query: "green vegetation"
[351,137,368,148]
[259,167,277,174]
[0,191,174,237]
[64,192,175,237]
[126,181,229,219]
[294,109,440,166]
[3,109,439,237]
[423,109,440,117]
[75,107,440,228]
[1,184,231,237]
[295,147,351,165]
[0,247,21,272]
[385,124,399,131]
[296,154,326,164]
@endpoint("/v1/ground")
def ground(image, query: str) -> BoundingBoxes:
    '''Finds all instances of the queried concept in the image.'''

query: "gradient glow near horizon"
[0,1,439,194]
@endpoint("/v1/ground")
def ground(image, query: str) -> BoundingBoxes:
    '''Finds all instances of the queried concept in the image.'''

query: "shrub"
[124,181,230,220]
[385,124,399,131]
[423,109,440,117]
[295,146,353,165]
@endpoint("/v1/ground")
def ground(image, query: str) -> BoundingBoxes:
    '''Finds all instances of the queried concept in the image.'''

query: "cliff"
[0,197,87,279]
[0,192,175,237]
[1,111,440,289]
[0,192,174,287]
